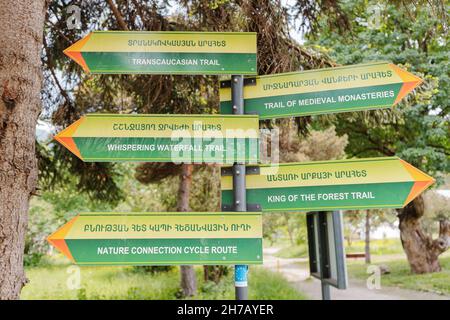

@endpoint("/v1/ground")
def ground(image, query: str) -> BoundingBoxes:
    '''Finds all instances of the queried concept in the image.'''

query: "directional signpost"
[55,27,433,301]
[59,30,260,301]
[220,62,423,118]
[64,31,257,75]
[54,114,259,163]
[47,212,263,265]
[221,157,434,212]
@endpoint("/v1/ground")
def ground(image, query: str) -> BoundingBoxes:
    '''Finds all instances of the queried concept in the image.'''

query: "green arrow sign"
[64,31,257,75]
[220,62,422,119]
[48,212,263,265]
[55,114,259,163]
[221,157,434,212]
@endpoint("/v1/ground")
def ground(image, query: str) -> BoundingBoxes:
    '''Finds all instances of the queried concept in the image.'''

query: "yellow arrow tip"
[47,216,79,262]
[400,160,435,206]
[54,117,85,139]
[390,64,423,83]
[54,117,85,160]
[400,159,434,182]
[389,64,423,105]
[64,33,92,72]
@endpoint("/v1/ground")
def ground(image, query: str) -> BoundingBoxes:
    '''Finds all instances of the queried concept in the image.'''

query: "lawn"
[347,255,450,295]
[275,244,308,259]
[275,238,404,259]
[21,255,306,300]
[345,238,404,255]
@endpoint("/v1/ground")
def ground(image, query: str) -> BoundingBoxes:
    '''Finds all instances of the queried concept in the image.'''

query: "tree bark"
[177,164,197,297]
[365,210,371,264]
[0,0,46,300]
[397,195,449,274]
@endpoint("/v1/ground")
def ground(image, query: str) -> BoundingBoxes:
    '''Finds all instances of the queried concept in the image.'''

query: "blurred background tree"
[34,0,349,297]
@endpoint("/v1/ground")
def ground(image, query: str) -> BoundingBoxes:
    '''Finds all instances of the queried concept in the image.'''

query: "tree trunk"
[177,164,197,297]
[397,195,449,274]
[365,210,371,264]
[0,0,46,300]
[346,231,353,247]
[283,213,295,246]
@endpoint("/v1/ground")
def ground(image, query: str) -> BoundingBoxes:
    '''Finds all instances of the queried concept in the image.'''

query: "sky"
[36,120,54,141]
[282,0,306,44]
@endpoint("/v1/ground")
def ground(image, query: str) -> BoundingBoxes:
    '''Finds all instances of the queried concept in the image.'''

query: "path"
[262,247,449,300]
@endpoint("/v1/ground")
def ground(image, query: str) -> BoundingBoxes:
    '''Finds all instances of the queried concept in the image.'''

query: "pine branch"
[106,0,129,30]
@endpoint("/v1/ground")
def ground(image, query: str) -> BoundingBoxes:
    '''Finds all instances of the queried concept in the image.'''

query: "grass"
[345,239,404,255]
[21,255,306,300]
[21,260,180,300]
[347,255,450,295]
[275,244,308,259]
[195,267,307,300]
[249,267,307,300]
[274,238,404,259]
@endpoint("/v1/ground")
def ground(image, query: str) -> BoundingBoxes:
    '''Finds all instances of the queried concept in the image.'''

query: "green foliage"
[308,0,450,179]
[196,275,234,300]
[263,213,308,247]
[114,163,168,212]
[275,245,309,259]
[343,209,396,247]
[277,238,405,259]
[38,142,124,207]
[129,164,220,212]
[247,267,307,300]
[422,190,450,232]
[262,214,285,245]
[203,265,230,284]
[40,0,344,201]
[25,200,54,266]
[21,257,306,300]
[26,172,117,265]
[195,267,307,300]
[263,126,348,247]
[21,263,180,300]
[189,166,221,212]
[131,266,175,275]
[345,238,404,255]
[28,162,222,271]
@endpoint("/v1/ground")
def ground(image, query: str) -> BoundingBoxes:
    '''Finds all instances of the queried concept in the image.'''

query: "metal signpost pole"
[231,75,249,300]
[321,281,331,300]
[318,211,331,300]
